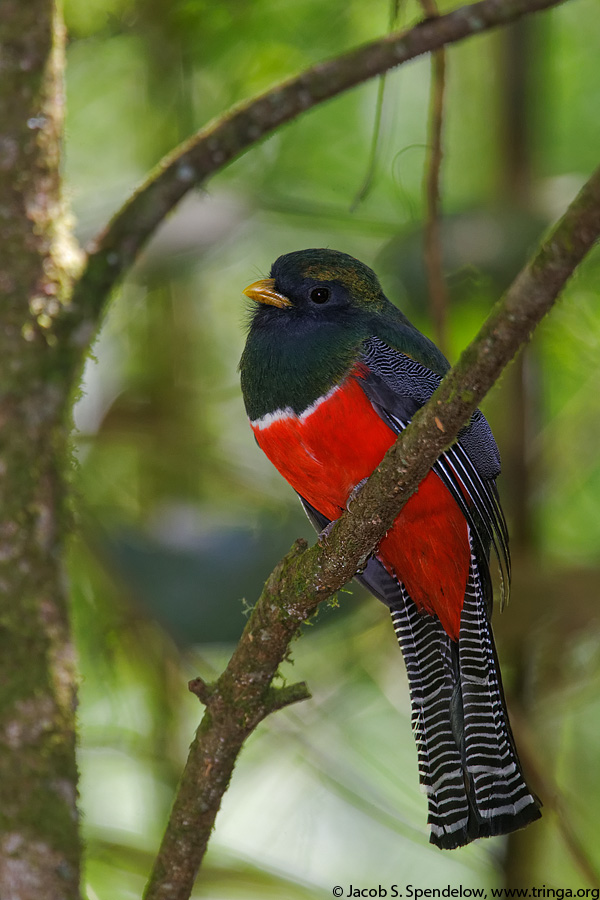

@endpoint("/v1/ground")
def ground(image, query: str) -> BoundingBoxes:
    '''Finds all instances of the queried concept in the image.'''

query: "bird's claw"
[346,477,368,510]
[318,520,336,544]
[318,479,369,545]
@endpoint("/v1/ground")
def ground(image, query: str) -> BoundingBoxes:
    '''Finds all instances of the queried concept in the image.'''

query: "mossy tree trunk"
[0,1,81,896]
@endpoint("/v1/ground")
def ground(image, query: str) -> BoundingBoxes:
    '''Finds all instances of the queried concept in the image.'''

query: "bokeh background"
[63,0,600,896]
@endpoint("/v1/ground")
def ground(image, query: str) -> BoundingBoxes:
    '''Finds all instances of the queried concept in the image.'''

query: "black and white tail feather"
[298,334,540,848]
[355,545,540,849]
[385,545,538,848]
[301,492,540,847]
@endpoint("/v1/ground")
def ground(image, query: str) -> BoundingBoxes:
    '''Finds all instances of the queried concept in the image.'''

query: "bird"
[239,248,541,849]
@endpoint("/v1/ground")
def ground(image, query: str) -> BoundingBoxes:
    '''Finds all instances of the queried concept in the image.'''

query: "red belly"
[251,372,469,639]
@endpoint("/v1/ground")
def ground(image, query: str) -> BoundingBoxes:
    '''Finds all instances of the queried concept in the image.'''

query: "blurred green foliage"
[64,0,600,896]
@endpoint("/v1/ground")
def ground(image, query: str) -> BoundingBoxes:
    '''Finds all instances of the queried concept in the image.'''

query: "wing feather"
[358,336,511,609]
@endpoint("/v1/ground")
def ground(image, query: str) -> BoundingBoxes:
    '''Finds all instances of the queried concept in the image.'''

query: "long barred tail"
[301,493,540,848]
[388,545,540,849]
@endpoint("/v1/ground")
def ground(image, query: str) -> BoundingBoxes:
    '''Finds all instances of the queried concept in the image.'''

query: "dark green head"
[265,247,389,311]
[240,249,447,421]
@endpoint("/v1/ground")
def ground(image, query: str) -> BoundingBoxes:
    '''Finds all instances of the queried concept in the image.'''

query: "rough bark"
[0,1,81,897]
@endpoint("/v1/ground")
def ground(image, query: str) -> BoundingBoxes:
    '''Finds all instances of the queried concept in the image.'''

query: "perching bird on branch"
[239,248,540,849]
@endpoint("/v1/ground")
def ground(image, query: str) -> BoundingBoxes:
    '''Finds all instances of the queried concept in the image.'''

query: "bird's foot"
[317,478,368,545]
[318,520,336,545]
[346,477,368,509]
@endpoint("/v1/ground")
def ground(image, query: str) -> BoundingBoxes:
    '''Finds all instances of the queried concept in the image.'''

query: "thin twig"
[420,0,451,353]
[60,0,569,346]
[350,0,405,210]
[143,164,600,900]
[350,73,388,211]
[350,0,412,212]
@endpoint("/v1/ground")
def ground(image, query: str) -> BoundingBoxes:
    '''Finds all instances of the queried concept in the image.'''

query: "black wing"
[359,336,511,609]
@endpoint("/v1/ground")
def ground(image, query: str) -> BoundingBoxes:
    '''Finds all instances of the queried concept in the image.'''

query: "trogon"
[239,248,541,849]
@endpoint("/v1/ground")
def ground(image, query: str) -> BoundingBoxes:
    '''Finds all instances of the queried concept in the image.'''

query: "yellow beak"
[243,278,292,309]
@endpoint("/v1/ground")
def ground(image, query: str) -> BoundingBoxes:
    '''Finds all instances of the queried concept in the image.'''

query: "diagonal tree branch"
[62,0,569,346]
[143,165,600,900]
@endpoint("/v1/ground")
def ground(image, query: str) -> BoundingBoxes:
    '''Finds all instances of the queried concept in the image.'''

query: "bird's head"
[243,248,390,320]
[240,248,447,419]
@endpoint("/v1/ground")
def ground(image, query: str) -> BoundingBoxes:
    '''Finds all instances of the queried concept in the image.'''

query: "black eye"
[310,287,330,304]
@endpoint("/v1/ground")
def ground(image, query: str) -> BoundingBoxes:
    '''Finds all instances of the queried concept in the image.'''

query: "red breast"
[251,370,469,639]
